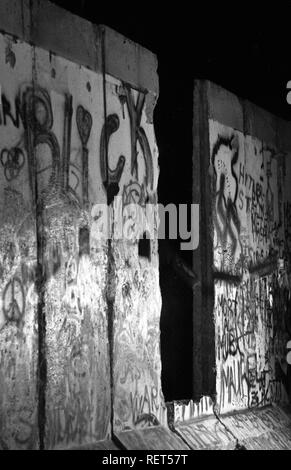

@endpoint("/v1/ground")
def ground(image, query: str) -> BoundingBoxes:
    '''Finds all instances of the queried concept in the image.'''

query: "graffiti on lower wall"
[113,257,166,430]
[107,79,165,431]
[209,119,291,413]
[0,39,39,449]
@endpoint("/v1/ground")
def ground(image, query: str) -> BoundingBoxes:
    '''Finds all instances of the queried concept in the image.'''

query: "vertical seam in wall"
[200,81,215,395]
[101,26,115,438]
[29,0,47,449]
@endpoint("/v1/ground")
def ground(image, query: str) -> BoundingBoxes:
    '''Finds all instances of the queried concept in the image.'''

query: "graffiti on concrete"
[0,33,162,449]
[100,113,126,204]
[2,276,25,324]
[210,120,291,413]
[0,93,21,128]
[211,135,241,274]
[76,105,92,206]
[121,84,154,190]
[1,147,25,181]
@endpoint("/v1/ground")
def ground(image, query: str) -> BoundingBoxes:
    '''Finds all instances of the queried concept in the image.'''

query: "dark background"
[50,1,291,401]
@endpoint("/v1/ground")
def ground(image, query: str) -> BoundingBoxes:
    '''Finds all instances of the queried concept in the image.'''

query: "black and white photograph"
[0,0,290,455]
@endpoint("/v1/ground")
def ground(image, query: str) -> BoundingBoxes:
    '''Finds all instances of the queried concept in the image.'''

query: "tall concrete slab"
[0,0,162,449]
[193,80,291,419]
[0,35,38,450]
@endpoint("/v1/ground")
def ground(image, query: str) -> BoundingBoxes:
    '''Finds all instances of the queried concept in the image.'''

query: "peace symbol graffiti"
[2,276,25,324]
[0,147,25,181]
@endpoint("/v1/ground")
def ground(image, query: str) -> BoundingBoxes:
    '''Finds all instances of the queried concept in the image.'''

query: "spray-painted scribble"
[76,105,92,206]
[211,134,241,275]
[100,113,126,204]
[122,84,154,190]
[210,120,291,414]
[2,276,25,324]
